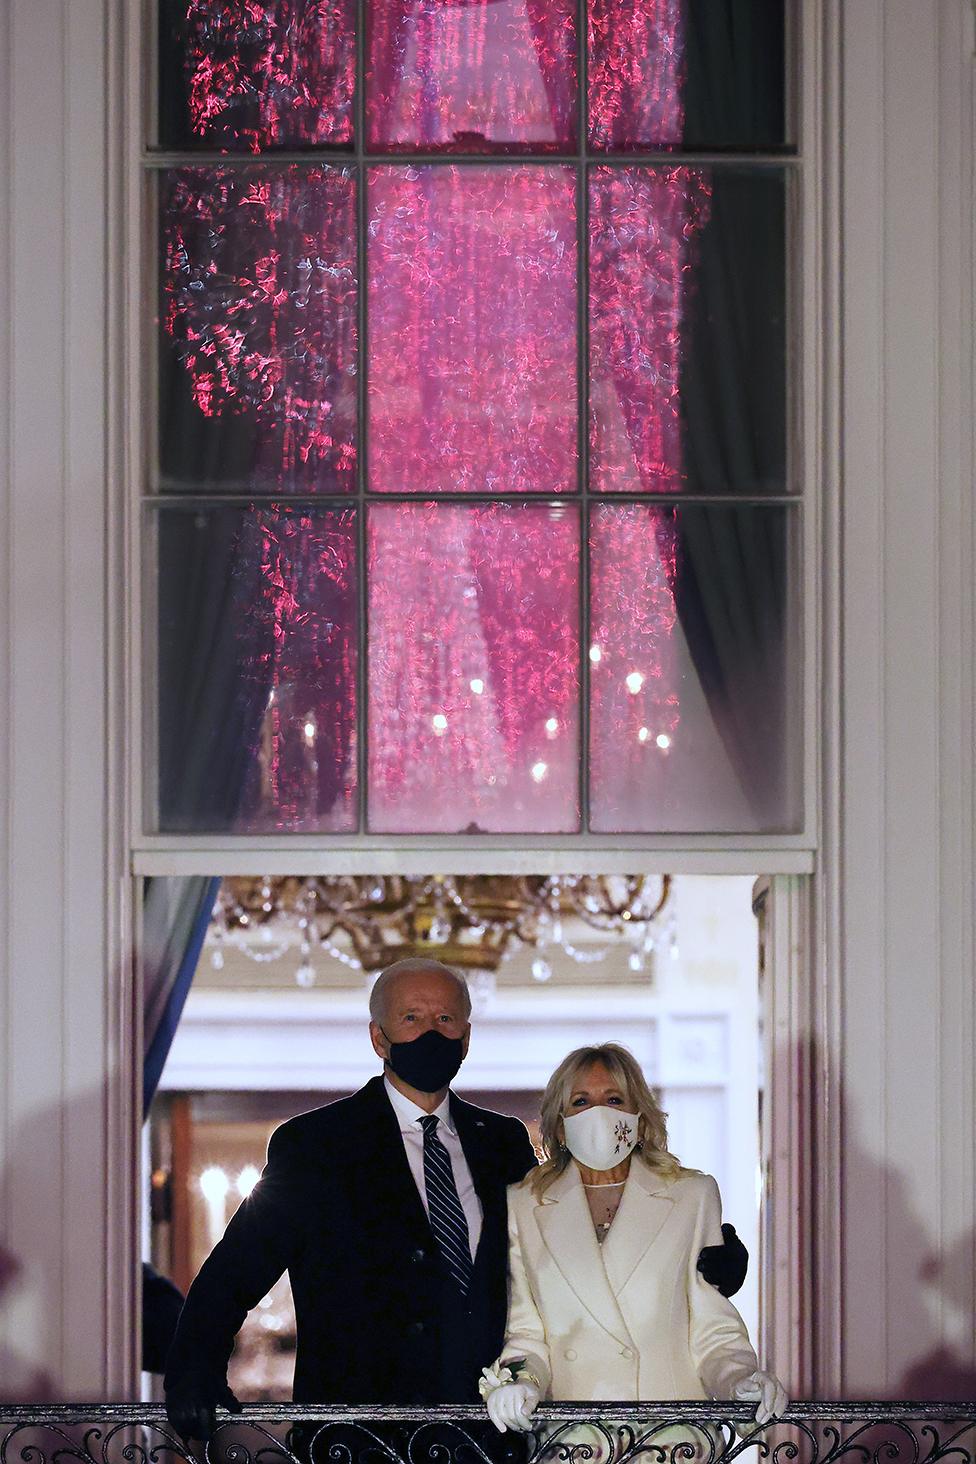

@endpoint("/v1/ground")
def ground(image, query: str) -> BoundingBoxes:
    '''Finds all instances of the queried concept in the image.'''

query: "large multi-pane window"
[147,0,799,840]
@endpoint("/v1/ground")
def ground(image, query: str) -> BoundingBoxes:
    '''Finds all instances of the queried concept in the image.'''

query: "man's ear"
[369,1021,389,1063]
[461,1023,471,1058]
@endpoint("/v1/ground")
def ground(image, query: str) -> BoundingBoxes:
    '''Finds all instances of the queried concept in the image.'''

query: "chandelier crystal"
[208,874,674,991]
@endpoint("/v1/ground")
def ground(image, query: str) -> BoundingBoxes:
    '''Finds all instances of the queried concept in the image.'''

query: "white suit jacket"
[498,1161,758,1402]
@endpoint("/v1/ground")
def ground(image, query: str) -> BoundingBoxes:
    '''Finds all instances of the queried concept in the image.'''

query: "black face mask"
[383,1027,465,1093]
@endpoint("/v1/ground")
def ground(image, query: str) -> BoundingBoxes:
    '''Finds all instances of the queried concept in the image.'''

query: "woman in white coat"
[481,1043,787,1440]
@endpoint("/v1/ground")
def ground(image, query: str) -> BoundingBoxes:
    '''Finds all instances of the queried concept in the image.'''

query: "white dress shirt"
[384,1075,483,1259]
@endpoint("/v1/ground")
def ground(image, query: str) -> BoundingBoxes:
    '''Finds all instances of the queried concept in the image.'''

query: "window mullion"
[578,0,590,834]
[356,0,368,834]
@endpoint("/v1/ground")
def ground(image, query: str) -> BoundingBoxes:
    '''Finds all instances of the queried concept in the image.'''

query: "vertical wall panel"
[0,0,125,1398]
[835,0,976,1397]
[933,0,976,1397]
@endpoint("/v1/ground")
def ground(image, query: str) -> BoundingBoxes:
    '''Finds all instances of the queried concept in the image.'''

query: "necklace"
[583,1180,625,1241]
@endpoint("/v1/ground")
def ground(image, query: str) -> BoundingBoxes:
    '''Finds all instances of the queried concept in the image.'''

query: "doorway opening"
[143,872,765,1400]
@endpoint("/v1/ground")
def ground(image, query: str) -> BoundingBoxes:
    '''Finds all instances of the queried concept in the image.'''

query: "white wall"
[823,0,976,1399]
[0,0,132,1399]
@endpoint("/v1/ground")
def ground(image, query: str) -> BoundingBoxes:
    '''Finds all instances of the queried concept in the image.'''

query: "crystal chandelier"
[208,874,674,990]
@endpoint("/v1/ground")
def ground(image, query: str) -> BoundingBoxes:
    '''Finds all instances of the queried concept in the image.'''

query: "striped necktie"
[419,1114,473,1297]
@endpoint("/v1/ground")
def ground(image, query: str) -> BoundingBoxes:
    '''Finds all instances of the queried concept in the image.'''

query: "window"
[145,0,801,843]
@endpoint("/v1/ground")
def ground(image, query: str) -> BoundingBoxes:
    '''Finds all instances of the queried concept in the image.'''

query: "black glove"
[696,1222,748,1297]
[165,1377,242,1444]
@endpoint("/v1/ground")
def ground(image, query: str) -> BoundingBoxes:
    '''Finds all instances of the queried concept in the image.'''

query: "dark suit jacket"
[164,1076,537,1403]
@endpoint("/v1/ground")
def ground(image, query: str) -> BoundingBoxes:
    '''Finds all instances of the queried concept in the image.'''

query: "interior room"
[146,874,763,1398]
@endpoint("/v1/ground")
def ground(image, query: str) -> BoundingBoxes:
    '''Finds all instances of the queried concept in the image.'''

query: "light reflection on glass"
[367,502,580,833]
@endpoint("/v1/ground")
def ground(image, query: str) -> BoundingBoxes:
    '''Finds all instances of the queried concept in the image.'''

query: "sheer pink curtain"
[367,503,580,833]
[366,0,577,150]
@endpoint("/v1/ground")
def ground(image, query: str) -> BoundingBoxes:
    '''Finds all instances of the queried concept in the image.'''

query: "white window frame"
[124,0,823,880]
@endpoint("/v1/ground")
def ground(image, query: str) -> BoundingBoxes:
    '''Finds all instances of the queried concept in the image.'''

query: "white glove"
[485,1381,541,1433]
[732,1369,789,1424]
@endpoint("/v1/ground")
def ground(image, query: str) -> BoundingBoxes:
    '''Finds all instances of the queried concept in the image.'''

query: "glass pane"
[366,0,577,153]
[589,166,787,495]
[156,504,358,833]
[588,0,787,152]
[158,166,357,495]
[368,165,578,494]
[368,502,580,832]
[158,0,356,151]
[588,502,800,833]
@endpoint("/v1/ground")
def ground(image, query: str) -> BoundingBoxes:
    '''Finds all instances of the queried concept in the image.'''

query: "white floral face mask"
[562,1105,640,1171]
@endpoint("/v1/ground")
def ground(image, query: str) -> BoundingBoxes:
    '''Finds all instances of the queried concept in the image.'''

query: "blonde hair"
[529,1042,689,1198]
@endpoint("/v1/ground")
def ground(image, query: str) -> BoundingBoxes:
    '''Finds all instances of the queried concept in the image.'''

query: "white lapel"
[600,1160,677,1297]
[534,1163,634,1350]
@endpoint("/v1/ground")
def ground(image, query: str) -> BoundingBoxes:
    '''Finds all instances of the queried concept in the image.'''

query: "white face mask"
[562,1105,640,1171]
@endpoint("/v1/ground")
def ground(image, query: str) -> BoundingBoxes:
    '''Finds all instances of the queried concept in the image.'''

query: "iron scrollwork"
[0,1405,974,1464]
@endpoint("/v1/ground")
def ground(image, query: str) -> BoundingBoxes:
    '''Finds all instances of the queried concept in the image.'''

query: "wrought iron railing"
[0,1405,974,1464]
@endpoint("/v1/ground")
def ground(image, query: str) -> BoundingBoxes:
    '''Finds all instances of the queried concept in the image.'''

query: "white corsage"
[478,1358,536,1399]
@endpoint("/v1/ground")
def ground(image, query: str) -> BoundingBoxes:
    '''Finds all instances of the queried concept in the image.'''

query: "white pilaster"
[0,0,132,1398]
[830,0,976,1397]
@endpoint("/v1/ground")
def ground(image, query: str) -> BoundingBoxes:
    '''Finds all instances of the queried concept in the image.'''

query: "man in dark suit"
[165,956,747,1440]
[165,957,535,1439]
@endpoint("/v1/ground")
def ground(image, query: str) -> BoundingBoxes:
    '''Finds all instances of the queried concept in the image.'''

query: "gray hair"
[368,958,472,1026]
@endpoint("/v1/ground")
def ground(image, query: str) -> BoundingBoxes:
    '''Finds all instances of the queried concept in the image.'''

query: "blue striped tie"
[419,1114,473,1298]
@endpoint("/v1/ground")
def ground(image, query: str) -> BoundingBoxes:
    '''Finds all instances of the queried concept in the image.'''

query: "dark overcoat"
[164,1076,537,1403]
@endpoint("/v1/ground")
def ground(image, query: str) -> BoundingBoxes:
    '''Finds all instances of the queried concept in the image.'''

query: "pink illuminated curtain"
[368,503,579,833]
[367,164,577,495]
[584,1,704,796]
[157,505,357,833]
[154,0,792,835]
[589,165,711,495]
[588,0,685,149]
[169,0,356,150]
[161,166,357,494]
[366,0,578,151]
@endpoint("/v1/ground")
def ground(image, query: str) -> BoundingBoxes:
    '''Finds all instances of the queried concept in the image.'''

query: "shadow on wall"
[897,1222,976,1399]
[778,1035,976,1401]
[859,1127,976,1398]
[0,1081,115,1402]
[0,1242,56,1399]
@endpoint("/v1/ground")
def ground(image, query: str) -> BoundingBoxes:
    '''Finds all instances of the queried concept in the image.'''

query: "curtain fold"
[143,876,221,1118]
[682,0,786,150]
[524,0,578,145]
[157,508,277,831]
[672,167,791,826]
[364,1,416,147]
[591,131,790,826]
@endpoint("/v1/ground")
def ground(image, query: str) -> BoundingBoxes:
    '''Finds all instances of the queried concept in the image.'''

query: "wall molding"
[0,0,129,1400]
[830,0,976,1396]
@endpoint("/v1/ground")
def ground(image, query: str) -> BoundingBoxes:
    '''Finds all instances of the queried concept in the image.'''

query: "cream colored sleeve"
[491,1184,552,1397]
[686,1175,760,1399]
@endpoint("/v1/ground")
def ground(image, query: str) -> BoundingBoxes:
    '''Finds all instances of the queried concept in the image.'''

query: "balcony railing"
[0,1404,974,1464]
